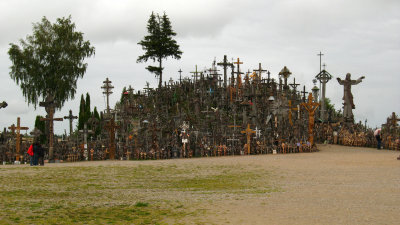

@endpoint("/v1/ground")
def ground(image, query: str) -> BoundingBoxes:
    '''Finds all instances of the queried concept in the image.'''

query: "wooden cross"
[301,93,319,146]
[64,109,78,137]
[217,55,233,87]
[40,96,63,161]
[178,69,183,83]
[79,123,93,160]
[233,58,244,87]
[289,78,300,92]
[9,117,29,161]
[288,100,299,126]
[301,85,308,102]
[253,63,268,83]
[241,124,256,155]
[143,82,152,96]
[101,77,114,115]
[190,65,202,83]
[105,118,120,160]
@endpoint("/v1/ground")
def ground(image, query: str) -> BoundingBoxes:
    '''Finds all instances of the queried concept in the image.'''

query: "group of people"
[27,142,44,166]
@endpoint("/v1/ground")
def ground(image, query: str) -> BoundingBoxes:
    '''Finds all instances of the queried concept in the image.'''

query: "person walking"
[374,128,382,150]
[27,143,34,166]
[37,143,44,166]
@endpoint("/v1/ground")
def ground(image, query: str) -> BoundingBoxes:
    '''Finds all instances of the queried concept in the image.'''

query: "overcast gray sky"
[0,0,399,135]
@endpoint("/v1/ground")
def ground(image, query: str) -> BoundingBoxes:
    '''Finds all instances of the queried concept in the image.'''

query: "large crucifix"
[241,124,256,155]
[217,55,233,88]
[301,93,319,147]
[64,109,78,137]
[278,66,292,89]
[105,118,120,160]
[40,95,63,161]
[8,117,28,162]
[337,73,365,123]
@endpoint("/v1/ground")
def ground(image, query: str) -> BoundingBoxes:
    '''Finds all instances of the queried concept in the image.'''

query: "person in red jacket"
[27,144,34,166]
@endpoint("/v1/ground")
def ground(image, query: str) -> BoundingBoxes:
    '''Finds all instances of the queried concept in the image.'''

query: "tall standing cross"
[317,51,324,72]
[40,96,63,161]
[190,65,202,84]
[301,93,320,147]
[279,66,292,88]
[101,77,114,115]
[79,123,93,160]
[315,69,333,121]
[9,117,29,162]
[289,78,300,92]
[233,58,244,86]
[217,55,233,88]
[64,110,78,137]
[253,63,268,83]
[241,124,256,155]
[105,118,120,160]
[301,85,308,102]
[178,69,183,84]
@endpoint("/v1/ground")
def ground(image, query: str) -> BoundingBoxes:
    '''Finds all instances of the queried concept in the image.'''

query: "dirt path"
[198,145,400,224]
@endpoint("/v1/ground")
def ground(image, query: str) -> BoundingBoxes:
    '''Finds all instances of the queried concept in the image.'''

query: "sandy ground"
[196,145,400,225]
[3,144,399,224]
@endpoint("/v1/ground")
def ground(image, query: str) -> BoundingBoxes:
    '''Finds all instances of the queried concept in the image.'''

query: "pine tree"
[78,94,85,130]
[85,93,91,122]
[137,12,182,88]
[93,106,101,136]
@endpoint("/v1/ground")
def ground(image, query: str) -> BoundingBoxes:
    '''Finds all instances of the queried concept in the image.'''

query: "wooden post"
[64,110,78,137]
[105,118,120,160]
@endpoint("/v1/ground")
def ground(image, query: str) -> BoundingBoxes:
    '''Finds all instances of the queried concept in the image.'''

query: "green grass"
[0,162,278,224]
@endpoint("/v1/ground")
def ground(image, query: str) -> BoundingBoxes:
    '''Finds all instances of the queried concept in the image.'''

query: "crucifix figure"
[217,55,233,88]
[105,118,120,160]
[79,123,93,160]
[279,66,292,89]
[253,63,268,83]
[241,124,256,155]
[337,73,365,123]
[301,93,320,147]
[9,117,29,162]
[40,95,63,161]
[64,110,78,137]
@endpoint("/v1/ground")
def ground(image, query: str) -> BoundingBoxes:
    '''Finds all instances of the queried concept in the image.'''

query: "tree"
[34,115,46,144]
[78,94,86,130]
[137,12,182,88]
[8,16,95,108]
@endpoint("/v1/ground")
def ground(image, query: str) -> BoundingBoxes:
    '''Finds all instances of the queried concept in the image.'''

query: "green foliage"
[137,12,182,88]
[78,94,86,130]
[34,116,46,144]
[93,107,101,136]
[8,16,95,109]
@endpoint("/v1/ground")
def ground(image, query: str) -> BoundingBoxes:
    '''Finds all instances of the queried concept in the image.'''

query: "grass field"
[0,160,278,224]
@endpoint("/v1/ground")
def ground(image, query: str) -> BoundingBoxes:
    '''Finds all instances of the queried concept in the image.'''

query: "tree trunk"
[159,58,163,89]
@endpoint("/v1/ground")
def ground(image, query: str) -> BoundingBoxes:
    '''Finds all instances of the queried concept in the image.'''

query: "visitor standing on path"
[374,128,382,150]
[27,143,34,166]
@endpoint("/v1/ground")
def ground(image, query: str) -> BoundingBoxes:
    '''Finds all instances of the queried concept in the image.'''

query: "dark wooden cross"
[40,96,63,161]
[178,69,183,83]
[217,55,233,88]
[101,77,114,115]
[190,65,202,84]
[301,85,308,102]
[253,63,268,83]
[233,58,244,84]
[9,117,29,162]
[279,66,292,88]
[64,110,78,137]
[288,100,299,126]
[105,118,120,160]
[289,78,300,92]
[241,124,256,155]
